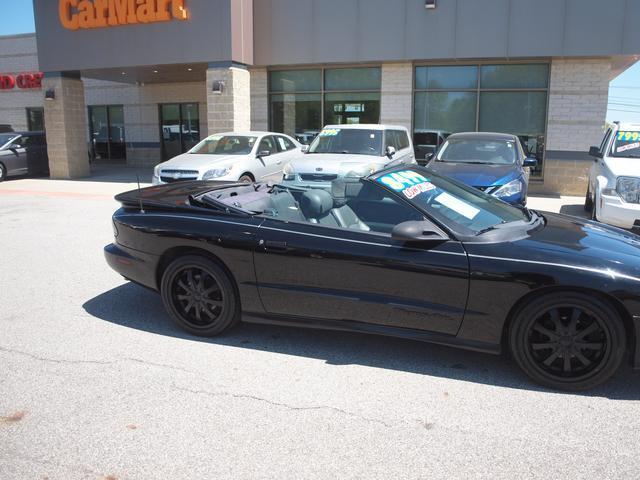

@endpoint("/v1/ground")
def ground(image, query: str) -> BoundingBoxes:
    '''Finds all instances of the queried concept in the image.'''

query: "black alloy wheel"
[509,292,625,391]
[160,255,239,336]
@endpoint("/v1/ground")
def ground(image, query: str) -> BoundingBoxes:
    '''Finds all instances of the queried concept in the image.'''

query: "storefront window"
[89,105,126,161]
[413,63,549,178]
[270,93,322,137]
[26,107,44,131]
[414,92,477,134]
[324,92,380,125]
[269,67,381,143]
[159,103,200,160]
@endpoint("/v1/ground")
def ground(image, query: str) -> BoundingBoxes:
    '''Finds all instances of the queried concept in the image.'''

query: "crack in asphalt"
[0,345,195,374]
[172,384,397,428]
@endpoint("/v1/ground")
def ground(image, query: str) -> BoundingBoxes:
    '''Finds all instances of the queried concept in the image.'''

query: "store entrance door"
[160,103,200,160]
[89,105,126,162]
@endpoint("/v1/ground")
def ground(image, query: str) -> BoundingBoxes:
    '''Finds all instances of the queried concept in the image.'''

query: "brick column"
[530,58,611,196]
[250,67,268,131]
[206,64,251,134]
[42,73,90,179]
[379,62,413,131]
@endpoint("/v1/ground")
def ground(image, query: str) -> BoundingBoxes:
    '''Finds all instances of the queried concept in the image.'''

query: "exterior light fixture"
[187,68,193,71]
[212,80,225,94]
[121,71,126,75]
[44,89,55,100]
[425,0,436,9]
[153,70,159,74]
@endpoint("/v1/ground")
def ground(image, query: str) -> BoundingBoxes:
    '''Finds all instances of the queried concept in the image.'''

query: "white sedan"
[152,132,303,185]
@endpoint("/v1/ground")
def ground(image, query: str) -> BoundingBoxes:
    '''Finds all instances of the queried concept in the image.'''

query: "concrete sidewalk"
[0,168,588,219]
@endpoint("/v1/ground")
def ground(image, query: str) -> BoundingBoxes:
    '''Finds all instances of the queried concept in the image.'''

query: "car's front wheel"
[0,162,6,182]
[160,255,239,336]
[509,292,626,391]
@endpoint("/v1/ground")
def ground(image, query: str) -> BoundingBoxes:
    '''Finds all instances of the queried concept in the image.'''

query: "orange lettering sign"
[58,0,189,29]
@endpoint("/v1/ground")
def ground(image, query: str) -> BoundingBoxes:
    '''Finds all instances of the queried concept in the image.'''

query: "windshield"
[308,128,383,156]
[437,139,516,165]
[190,135,257,155]
[0,133,19,148]
[611,130,640,158]
[375,168,530,235]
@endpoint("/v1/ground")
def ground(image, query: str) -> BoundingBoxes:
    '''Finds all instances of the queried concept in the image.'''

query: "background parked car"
[152,131,303,185]
[0,131,48,181]
[585,122,640,229]
[282,124,416,189]
[0,124,14,133]
[413,129,450,165]
[426,132,537,206]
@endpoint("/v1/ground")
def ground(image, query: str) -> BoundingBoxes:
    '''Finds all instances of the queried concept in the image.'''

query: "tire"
[509,292,626,391]
[591,193,598,221]
[160,255,239,337]
[0,162,6,182]
[584,187,593,212]
[239,174,254,183]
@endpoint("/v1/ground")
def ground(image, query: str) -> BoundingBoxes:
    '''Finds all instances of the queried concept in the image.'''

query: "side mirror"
[424,152,434,162]
[589,146,601,158]
[391,220,448,243]
[523,157,537,168]
[257,150,271,158]
[301,145,309,153]
[386,145,396,158]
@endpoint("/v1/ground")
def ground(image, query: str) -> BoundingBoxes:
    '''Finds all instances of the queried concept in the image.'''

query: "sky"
[0,0,638,123]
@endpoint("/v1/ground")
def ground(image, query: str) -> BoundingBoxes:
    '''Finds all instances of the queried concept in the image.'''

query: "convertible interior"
[204,177,423,234]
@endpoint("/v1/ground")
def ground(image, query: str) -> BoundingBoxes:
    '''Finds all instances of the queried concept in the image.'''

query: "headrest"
[331,177,364,207]
[300,189,334,218]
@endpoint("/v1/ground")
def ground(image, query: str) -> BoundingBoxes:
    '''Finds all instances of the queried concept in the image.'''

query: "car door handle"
[263,240,288,252]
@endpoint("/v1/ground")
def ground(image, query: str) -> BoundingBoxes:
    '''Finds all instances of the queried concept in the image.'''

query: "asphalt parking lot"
[1,172,639,479]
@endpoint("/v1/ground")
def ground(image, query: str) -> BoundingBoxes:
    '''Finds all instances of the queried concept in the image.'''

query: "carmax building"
[1,0,640,195]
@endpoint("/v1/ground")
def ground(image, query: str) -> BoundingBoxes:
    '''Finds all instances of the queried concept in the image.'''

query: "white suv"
[281,124,415,189]
[586,122,640,228]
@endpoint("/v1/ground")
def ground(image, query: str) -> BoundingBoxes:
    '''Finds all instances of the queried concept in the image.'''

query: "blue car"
[425,132,537,205]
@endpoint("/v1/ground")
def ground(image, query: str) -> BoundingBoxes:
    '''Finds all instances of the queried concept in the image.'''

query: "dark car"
[426,132,537,205]
[0,131,48,181]
[105,165,640,391]
[413,129,450,165]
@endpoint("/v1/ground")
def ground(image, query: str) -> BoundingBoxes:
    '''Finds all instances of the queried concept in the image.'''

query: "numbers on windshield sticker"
[319,129,340,137]
[617,131,640,142]
[377,170,430,191]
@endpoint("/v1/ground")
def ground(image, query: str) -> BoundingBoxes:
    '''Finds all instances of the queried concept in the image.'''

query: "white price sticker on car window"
[434,192,480,220]
[617,142,640,153]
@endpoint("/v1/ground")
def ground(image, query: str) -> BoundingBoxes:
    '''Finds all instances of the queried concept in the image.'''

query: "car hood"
[157,153,243,171]
[427,161,519,187]
[290,153,387,174]
[518,211,640,277]
[603,157,640,178]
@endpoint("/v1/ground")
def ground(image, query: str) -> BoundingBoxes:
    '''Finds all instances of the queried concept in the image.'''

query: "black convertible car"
[105,165,640,391]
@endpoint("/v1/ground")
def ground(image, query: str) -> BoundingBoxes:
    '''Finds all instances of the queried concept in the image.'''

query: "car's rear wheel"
[0,162,6,182]
[160,255,239,336]
[239,173,254,183]
[509,292,626,391]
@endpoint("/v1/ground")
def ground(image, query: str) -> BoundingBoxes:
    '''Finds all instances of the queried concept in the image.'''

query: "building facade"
[1,0,639,194]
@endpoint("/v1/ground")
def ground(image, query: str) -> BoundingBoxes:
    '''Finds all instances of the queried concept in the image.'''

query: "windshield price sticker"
[319,129,340,137]
[617,142,640,153]
[434,192,480,220]
[617,131,640,142]
[402,182,436,199]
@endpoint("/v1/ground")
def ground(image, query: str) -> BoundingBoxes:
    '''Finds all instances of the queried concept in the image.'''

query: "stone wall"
[531,58,611,196]
[250,67,268,131]
[206,66,251,134]
[379,62,413,131]
[42,76,90,178]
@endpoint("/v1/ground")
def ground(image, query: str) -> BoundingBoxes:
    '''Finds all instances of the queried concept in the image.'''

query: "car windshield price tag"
[319,128,340,137]
[377,170,436,199]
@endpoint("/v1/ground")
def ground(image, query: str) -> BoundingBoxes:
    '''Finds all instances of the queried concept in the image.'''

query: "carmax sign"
[58,0,189,30]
